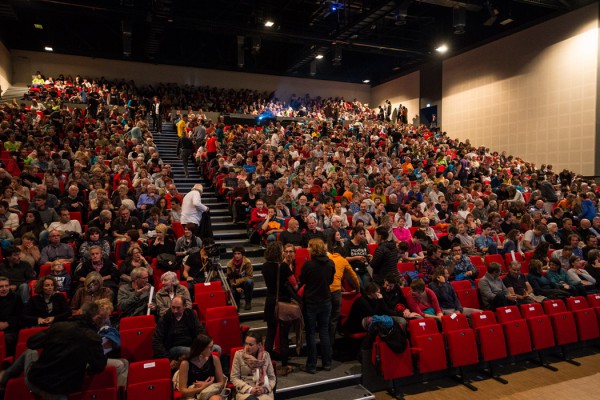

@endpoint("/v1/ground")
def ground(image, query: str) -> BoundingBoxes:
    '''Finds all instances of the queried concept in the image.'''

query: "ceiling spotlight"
[499,17,514,25]
[264,21,274,27]
[315,54,324,59]
[44,46,53,52]
[435,44,448,53]
[34,24,43,30]
[362,79,370,83]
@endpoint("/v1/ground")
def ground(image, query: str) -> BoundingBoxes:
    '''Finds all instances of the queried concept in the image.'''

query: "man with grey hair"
[325,214,350,241]
[302,216,325,247]
[89,209,113,240]
[117,267,155,317]
[181,183,208,229]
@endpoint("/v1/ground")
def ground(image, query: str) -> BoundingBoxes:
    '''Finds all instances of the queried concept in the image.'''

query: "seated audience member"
[14,210,45,241]
[174,223,203,259]
[405,279,444,322]
[502,261,536,304]
[49,260,71,293]
[0,276,23,356]
[586,250,600,288]
[17,232,41,270]
[94,298,130,387]
[526,259,570,300]
[445,244,478,284]
[71,272,113,311]
[79,226,111,261]
[117,229,141,261]
[230,333,276,400]
[88,210,114,240]
[175,333,226,400]
[226,246,254,311]
[24,276,72,327]
[31,193,59,227]
[73,245,120,292]
[478,262,517,310]
[566,255,598,293]
[111,205,143,243]
[152,295,204,364]
[345,226,372,290]
[0,246,36,304]
[475,223,501,255]
[146,223,176,259]
[155,271,192,317]
[301,216,326,247]
[325,214,351,242]
[419,245,445,284]
[262,205,285,243]
[438,226,460,255]
[429,267,481,317]
[381,273,421,324]
[119,244,152,284]
[118,267,155,317]
[392,216,412,244]
[279,218,303,247]
[546,258,586,296]
[521,224,545,252]
[40,229,75,265]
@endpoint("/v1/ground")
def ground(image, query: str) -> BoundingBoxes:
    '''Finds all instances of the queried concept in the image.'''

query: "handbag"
[157,253,178,270]
[275,262,302,322]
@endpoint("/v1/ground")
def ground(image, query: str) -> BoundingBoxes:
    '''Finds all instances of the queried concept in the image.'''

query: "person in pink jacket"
[405,279,443,323]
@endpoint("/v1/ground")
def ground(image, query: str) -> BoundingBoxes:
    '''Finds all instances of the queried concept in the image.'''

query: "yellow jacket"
[328,252,359,292]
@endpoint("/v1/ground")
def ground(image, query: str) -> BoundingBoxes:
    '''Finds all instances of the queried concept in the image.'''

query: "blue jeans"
[304,301,332,370]
[357,272,371,291]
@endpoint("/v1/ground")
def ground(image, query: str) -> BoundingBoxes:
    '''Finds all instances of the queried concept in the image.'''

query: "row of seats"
[370,294,600,393]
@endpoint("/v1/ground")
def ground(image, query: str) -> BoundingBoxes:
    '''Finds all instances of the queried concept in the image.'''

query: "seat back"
[371,336,413,380]
[520,303,545,318]
[566,296,590,311]
[543,299,568,314]
[205,305,238,321]
[5,377,38,400]
[495,306,522,323]
[128,358,171,384]
[472,312,507,362]
[69,211,83,225]
[397,262,415,273]
[194,281,223,295]
[294,248,310,280]
[469,255,484,266]
[70,366,117,400]
[205,316,243,356]
[15,327,48,358]
[126,380,173,400]
[119,315,156,332]
[120,327,155,362]
[367,243,378,255]
[441,313,470,332]
[454,286,481,310]
[194,291,228,321]
[171,222,185,239]
[408,318,439,341]
[586,293,600,307]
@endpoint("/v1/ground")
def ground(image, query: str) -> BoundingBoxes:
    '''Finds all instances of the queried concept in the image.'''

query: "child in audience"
[50,260,71,293]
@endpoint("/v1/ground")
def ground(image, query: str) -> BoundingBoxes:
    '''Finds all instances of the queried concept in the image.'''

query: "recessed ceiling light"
[265,21,274,27]
[435,44,448,53]
[44,46,53,52]
[499,18,514,25]
[34,24,43,30]
[362,79,370,83]
[315,54,324,59]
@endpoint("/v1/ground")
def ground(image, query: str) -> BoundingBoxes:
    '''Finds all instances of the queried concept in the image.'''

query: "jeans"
[265,319,291,366]
[329,290,342,345]
[304,301,332,370]
[357,272,371,291]
[232,279,254,305]
[2,349,68,400]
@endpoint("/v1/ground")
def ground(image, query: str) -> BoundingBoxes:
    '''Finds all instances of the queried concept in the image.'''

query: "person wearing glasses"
[231,333,276,400]
[117,267,155,317]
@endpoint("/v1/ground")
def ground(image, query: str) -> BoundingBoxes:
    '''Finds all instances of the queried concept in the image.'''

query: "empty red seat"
[119,315,156,332]
[495,306,532,356]
[485,254,506,271]
[194,281,223,295]
[205,315,243,356]
[543,300,578,346]
[69,366,117,400]
[371,335,413,381]
[471,311,507,362]
[4,377,37,400]
[441,314,479,390]
[120,327,154,362]
[408,319,447,374]
[194,291,228,322]
[339,292,366,339]
[397,262,415,274]
[294,248,310,280]
[566,296,600,341]
[520,303,556,351]
[451,280,481,310]
[127,358,172,400]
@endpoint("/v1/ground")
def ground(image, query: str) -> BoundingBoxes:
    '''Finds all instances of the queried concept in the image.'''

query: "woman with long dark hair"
[23,276,72,327]
[14,210,44,240]
[177,334,225,400]
[261,242,300,376]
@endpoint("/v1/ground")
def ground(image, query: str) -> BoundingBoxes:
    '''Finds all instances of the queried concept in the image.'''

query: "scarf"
[242,346,267,387]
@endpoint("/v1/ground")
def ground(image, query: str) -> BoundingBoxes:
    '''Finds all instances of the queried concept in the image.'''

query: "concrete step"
[287,385,374,400]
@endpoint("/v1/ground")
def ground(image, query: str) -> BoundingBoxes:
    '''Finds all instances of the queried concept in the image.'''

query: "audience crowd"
[0,69,598,397]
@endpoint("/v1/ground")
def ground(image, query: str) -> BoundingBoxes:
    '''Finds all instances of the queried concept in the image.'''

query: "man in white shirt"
[181,184,208,231]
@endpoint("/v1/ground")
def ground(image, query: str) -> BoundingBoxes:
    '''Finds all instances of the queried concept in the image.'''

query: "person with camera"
[183,238,220,301]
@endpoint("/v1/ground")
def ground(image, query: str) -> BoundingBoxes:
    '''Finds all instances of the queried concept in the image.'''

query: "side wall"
[0,40,12,95]
[10,50,370,104]
[370,71,420,125]
[443,4,599,176]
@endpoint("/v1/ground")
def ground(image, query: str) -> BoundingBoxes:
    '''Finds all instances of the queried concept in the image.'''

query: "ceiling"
[0,0,595,86]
